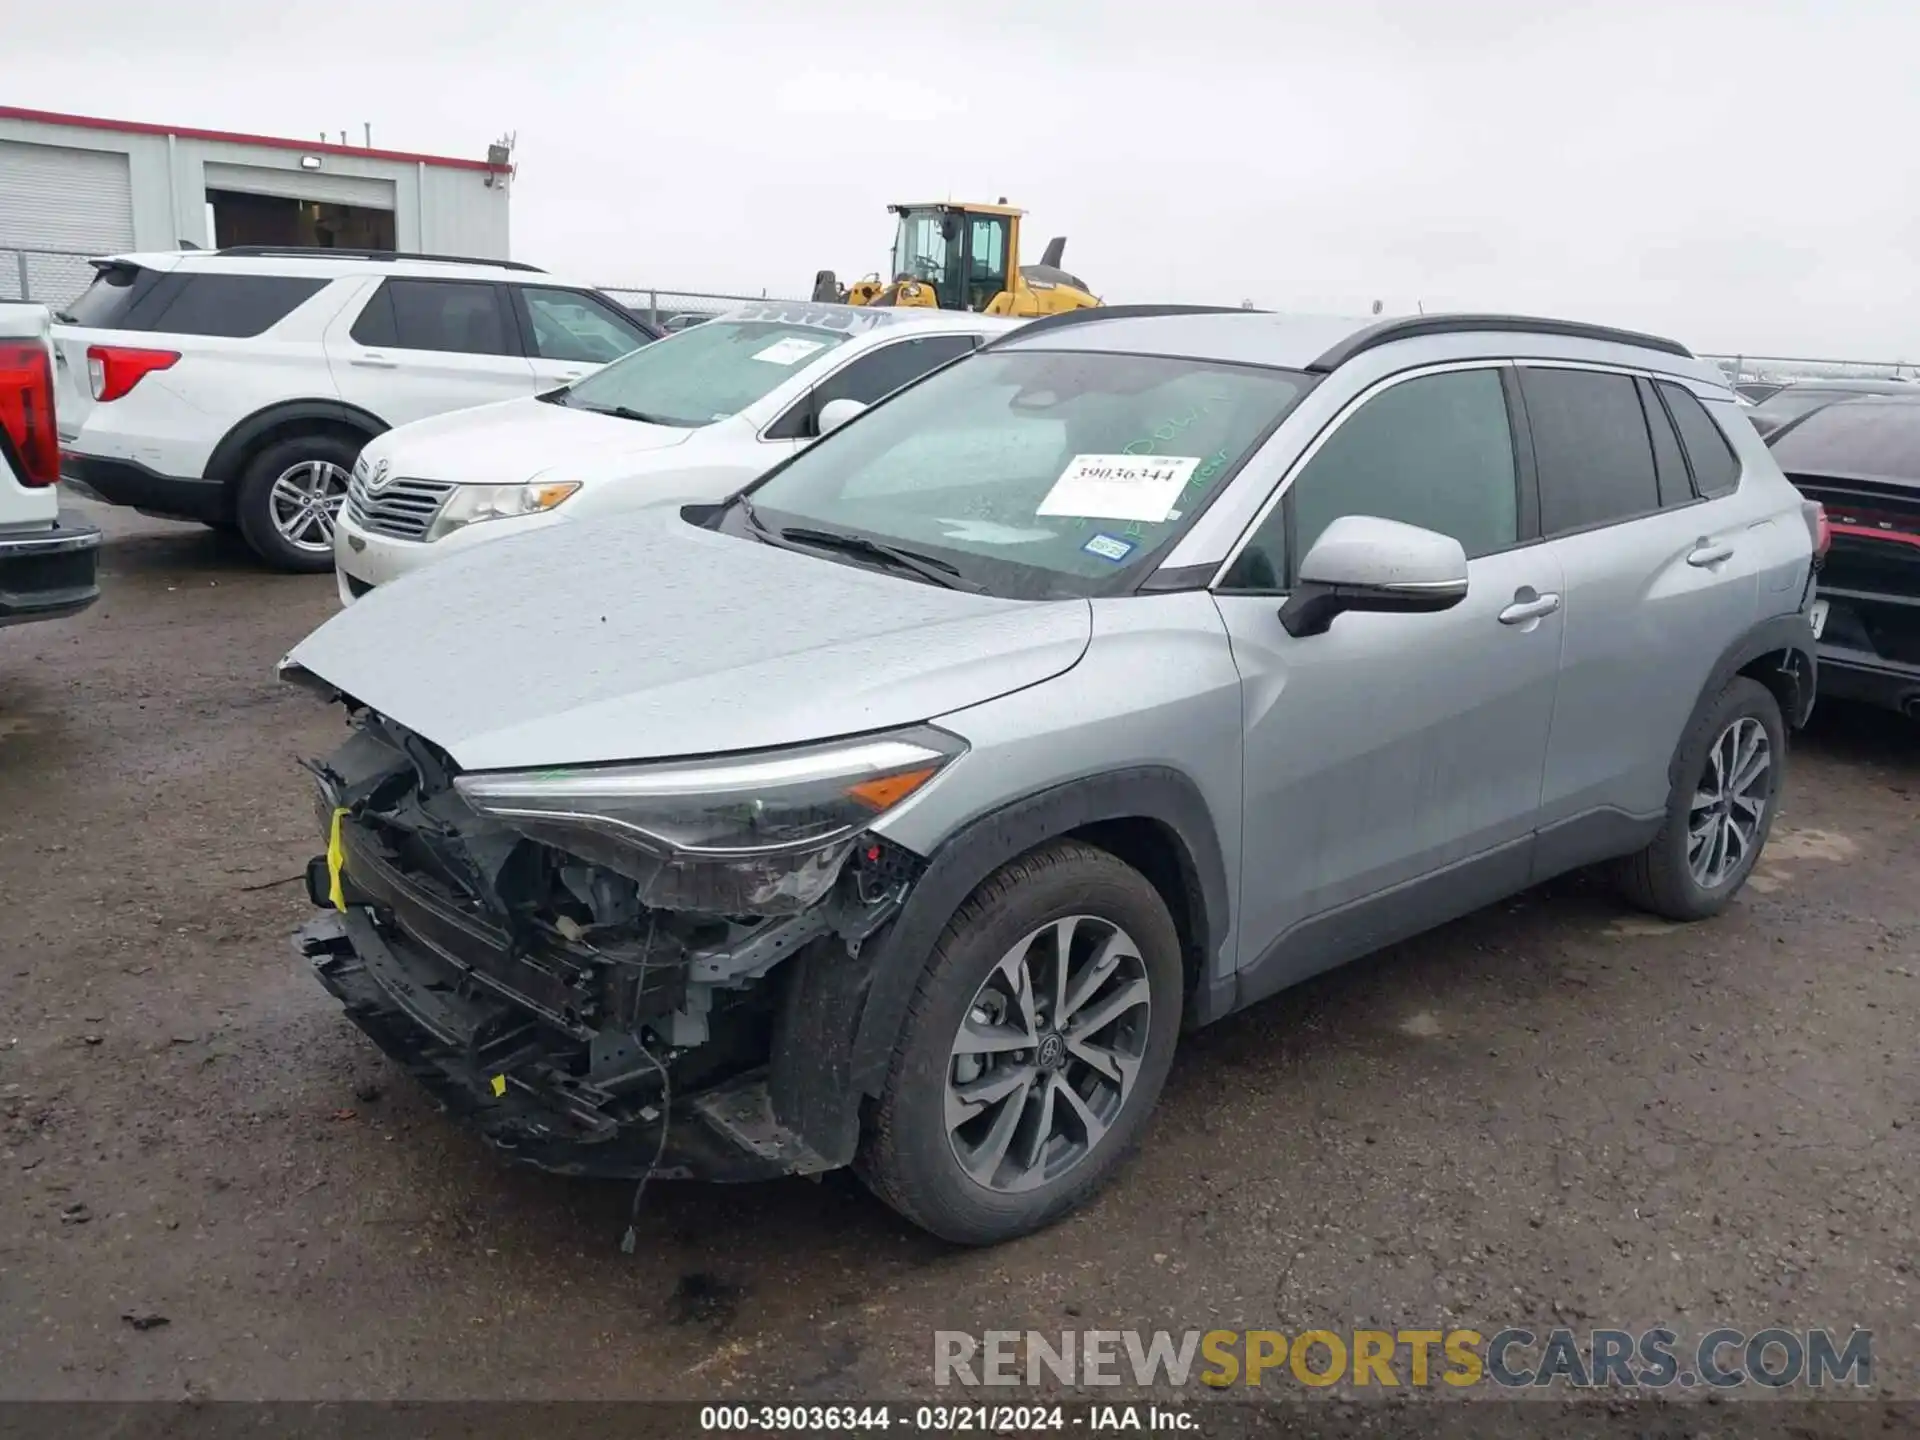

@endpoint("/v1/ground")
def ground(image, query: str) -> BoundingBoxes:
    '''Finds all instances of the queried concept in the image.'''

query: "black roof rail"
[1308,313,1692,371]
[983,303,1261,349]
[213,246,545,273]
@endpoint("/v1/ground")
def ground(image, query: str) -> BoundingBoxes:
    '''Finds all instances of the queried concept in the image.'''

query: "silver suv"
[282,306,1821,1245]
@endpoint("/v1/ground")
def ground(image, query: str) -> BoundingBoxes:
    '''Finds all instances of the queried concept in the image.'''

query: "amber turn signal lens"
[846,767,939,811]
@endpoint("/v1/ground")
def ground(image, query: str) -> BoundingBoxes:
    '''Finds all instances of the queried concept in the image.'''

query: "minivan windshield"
[739,348,1314,598]
[558,319,850,426]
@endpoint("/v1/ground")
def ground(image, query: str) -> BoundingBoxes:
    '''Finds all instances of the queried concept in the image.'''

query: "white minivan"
[333,304,1018,605]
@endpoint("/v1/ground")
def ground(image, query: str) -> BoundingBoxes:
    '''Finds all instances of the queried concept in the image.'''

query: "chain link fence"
[599,284,814,329]
[1701,352,1918,384]
[9,249,1916,391]
[0,248,96,307]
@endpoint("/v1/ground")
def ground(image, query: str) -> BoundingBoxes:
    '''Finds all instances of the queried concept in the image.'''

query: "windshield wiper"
[776,525,989,594]
[579,403,693,426]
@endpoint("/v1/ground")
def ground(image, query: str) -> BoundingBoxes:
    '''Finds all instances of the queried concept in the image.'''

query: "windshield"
[560,320,850,426]
[741,348,1314,598]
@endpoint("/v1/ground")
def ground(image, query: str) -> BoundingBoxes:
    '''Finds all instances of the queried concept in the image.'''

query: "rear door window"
[1520,367,1661,534]
[1657,381,1742,498]
[351,279,517,356]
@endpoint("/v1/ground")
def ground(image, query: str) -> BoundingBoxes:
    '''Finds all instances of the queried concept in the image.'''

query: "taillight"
[86,345,179,403]
[1803,500,1832,560]
[0,341,60,487]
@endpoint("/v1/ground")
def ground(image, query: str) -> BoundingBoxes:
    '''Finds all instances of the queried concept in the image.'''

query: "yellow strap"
[325,806,349,912]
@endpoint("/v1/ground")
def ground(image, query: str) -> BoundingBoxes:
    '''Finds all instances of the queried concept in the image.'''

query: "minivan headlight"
[425,481,580,542]
[452,727,965,914]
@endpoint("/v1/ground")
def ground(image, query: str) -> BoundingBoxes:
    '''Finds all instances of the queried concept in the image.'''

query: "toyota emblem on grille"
[367,457,392,491]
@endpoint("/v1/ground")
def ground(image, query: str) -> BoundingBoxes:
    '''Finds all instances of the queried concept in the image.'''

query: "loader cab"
[888,203,1018,312]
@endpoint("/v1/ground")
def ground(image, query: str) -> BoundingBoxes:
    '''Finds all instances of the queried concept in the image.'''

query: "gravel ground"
[1,499,1914,1408]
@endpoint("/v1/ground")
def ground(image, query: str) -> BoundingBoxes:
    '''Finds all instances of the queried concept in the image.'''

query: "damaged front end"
[294,701,953,1181]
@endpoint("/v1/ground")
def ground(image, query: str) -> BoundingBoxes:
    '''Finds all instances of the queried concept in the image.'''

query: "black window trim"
[1210,358,1534,596]
[1633,373,1697,510]
[505,283,654,363]
[1510,358,1713,544]
[348,276,527,357]
[1652,377,1745,501]
[759,331,984,442]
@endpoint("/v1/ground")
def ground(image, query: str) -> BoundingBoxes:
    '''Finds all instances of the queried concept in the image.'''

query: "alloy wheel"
[1688,715,1772,888]
[268,460,350,554]
[945,914,1151,1194]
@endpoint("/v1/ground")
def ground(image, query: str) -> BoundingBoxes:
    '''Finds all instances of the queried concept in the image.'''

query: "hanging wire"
[619,1036,672,1255]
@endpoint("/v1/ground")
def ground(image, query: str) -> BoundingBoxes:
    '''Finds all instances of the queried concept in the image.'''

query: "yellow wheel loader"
[812,201,1101,316]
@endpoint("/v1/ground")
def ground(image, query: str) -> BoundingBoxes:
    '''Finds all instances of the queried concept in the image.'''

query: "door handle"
[1498,590,1562,625]
[557,368,587,380]
[1687,540,1735,567]
[351,354,398,369]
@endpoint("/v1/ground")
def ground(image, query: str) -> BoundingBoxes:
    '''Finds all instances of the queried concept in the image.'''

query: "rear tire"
[857,841,1183,1245]
[1616,676,1785,921]
[235,433,361,573]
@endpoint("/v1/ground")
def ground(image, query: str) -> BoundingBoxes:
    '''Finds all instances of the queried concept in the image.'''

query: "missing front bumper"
[298,910,838,1182]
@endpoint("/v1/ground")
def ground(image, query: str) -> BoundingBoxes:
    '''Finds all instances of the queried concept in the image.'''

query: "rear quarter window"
[143,274,330,339]
[1657,382,1741,498]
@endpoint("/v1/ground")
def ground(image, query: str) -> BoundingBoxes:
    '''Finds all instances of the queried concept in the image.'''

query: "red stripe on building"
[0,105,509,174]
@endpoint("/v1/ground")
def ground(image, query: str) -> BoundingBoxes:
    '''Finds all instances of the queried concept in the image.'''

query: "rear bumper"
[0,517,101,626]
[61,452,226,523]
[1815,642,1920,716]
[1814,582,1920,716]
[297,908,836,1183]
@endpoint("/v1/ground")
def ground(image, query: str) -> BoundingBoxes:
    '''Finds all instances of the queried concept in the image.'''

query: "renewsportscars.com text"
[934,1327,1872,1390]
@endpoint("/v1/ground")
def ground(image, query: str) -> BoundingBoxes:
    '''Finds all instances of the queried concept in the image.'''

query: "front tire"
[857,841,1183,1245]
[235,434,361,573]
[1617,676,1786,920]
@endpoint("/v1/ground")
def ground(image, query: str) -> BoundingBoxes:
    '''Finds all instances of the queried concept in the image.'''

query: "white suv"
[52,247,657,572]
[335,304,1018,604]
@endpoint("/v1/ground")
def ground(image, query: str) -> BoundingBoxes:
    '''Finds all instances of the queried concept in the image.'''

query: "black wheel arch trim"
[846,766,1231,1102]
[205,399,390,484]
[1672,613,1816,794]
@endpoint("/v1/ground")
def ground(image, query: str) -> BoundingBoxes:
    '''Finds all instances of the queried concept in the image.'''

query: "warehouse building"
[0,106,513,305]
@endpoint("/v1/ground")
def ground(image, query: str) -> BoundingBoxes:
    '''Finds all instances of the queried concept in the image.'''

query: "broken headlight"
[452,727,964,915]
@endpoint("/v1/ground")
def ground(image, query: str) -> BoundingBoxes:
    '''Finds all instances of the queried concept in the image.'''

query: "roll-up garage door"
[203,162,395,210]
[0,140,136,302]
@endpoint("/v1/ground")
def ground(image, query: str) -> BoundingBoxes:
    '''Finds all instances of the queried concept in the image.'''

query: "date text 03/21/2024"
[699,1404,1192,1431]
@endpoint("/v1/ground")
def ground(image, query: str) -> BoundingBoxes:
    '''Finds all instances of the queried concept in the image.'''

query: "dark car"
[1746,378,1916,439]
[1735,381,1786,406]
[1765,395,1920,717]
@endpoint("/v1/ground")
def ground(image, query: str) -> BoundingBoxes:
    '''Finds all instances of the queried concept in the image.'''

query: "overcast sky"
[8,0,1916,358]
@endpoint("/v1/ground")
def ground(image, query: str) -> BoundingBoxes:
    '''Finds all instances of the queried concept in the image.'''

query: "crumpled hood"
[286,510,1091,770]
[366,396,696,485]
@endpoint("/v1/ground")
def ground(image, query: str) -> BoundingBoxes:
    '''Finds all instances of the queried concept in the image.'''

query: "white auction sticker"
[751,337,828,366]
[1036,453,1201,523]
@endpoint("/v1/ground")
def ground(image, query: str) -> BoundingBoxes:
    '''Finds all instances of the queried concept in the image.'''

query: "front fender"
[856,767,1228,1084]
[768,767,1231,1168]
